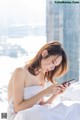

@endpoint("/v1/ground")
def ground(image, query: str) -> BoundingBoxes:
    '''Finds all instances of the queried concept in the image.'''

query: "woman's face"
[40,55,62,73]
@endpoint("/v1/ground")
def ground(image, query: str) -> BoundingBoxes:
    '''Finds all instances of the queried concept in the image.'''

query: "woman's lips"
[46,67,55,72]
[46,69,49,72]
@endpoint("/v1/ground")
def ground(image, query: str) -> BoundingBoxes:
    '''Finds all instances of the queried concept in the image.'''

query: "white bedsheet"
[7,84,80,120]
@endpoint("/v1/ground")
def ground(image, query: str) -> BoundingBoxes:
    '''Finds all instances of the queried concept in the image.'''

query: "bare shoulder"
[13,67,25,74]
[8,67,29,102]
[13,67,28,76]
[12,67,27,82]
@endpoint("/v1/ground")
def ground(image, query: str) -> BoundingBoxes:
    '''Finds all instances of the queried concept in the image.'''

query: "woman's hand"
[40,84,69,104]
[57,83,69,95]
[44,84,68,96]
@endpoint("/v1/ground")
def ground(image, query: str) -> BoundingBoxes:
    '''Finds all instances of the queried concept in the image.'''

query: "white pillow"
[61,82,80,101]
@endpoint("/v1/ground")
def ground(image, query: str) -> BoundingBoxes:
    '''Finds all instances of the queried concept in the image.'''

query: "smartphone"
[62,79,75,86]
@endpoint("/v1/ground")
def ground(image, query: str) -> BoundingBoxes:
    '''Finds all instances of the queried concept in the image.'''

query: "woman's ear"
[42,50,48,58]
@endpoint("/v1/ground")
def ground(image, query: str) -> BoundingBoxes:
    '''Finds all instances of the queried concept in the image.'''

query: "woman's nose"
[50,64,55,70]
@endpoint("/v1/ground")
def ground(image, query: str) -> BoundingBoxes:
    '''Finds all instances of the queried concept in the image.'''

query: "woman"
[7,41,80,120]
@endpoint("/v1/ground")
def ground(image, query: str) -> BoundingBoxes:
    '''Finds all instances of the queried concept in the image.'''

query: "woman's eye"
[52,60,54,64]
[55,60,57,63]
[52,60,57,65]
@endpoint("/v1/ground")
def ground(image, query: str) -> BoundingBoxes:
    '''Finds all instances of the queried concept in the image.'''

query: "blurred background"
[0,0,80,117]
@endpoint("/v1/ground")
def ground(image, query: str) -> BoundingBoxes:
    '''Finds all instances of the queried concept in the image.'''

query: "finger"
[53,87,61,92]
[57,84,65,88]
[57,85,66,89]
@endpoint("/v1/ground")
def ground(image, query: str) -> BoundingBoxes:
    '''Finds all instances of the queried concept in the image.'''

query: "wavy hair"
[25,41,68,83]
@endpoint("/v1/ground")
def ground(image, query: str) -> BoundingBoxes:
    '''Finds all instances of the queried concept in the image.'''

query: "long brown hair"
[26,41,68,83]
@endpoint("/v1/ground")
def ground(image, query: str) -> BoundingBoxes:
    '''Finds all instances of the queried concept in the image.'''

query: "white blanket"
[7,85,80,120]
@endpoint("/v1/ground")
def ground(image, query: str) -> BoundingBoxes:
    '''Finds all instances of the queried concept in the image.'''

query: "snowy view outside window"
[0,0,46,116]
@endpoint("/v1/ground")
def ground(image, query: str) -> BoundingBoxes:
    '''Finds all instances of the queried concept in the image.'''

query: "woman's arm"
[12,68,66,112]
[39,84,68,104]
[39,94,57,105]
[12,68,47,112]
